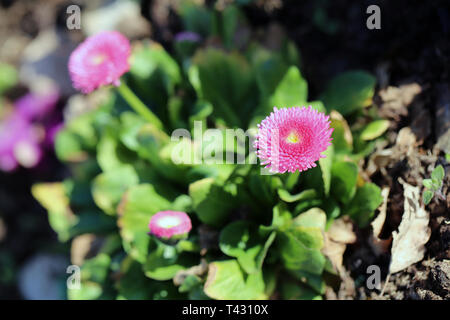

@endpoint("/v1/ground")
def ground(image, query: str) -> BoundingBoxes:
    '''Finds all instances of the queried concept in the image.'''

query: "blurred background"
[0,0,448,299]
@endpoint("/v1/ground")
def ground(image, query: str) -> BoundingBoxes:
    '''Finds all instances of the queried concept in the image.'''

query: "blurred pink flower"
[255,106,333,173]
[0,89,61,172]
[0,115,42,172]
[148,211,192,240]
[15,90,59,121]
[68,31,131,94]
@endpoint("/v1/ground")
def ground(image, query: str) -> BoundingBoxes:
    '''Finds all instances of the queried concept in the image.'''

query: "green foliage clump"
[33,3,386,300]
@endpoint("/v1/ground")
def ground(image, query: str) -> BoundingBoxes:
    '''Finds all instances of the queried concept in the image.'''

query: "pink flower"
[15,89,59,121]
[148,211,192,240]
[255,106,333,173]
[0,115,42,172]
[68,31,131,94]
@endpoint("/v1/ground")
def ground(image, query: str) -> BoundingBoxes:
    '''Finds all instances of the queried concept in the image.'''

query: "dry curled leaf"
[378,83,422,121]
[389,179,431,274]
[71,234,96,266]
[369,187,392,256]
[323,217,356,274]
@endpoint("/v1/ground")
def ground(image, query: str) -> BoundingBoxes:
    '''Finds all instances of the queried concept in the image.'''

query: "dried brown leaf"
[323,217,356,274]
[389,179,431,274]
[370,187,392,256]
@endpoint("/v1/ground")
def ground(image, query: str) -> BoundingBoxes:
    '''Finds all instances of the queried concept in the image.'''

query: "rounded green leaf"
[330,161,358,204]
[189,178,235,227]
[422,179,434,190]
[423,190,433,205]
[270,66,308,108]
[360,120,390,141]
[144,246,194,281]
[204,260,267,300]
[321,70,376,115]
[219,221,266,273]
[431,165,445,183]
[346,183,383,227]
[278,228,326,274]
[92,165,139,215]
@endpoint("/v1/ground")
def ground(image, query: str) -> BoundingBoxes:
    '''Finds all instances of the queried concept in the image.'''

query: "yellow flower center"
[286,131,300,144]
[92,54,107,65]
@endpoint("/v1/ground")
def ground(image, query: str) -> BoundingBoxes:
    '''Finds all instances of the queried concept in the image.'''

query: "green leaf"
[321,70,376,115]
[69,210,117,237]
[346,183,383,227]
[179,275,202,293]
[422,179,434,190]
[278,226,326,275]
[319,144,334,196]
[292,208,327,231]
[189,178,235,227]
[431,165,445,184]
[221,5,246,49]
[179,2,212,36]
[189,100,213,128]
[270,203,293,231]
[32,183,77,242]
[117,183,172,263]
[191,49,257,126]
[116,257,161,300]
[277,189,317,203]
[360,120,390,141]
[323,199,341,229]
[252,51,289,104]
[204,260,267,300]
[248,171,282,206]
[92,165,139,215]
[281,281,322,300]
[130,42,181,90]
[270,66,308,108]
[144,245,195,281]
[128,42,181,124]
[423,190,434,205]
[329,111,353,153]
[68,254,112,300]
[330,161,358,204]
[54,107,103,163]
[289,270,326,294]
[219,221,269,273]
[55,101,116,162]
[97,132,136,172]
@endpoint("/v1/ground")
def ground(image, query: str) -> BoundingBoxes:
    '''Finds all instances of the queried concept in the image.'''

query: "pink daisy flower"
[148,211,192,241]
[68,31,131,94]
[255,106,333,173]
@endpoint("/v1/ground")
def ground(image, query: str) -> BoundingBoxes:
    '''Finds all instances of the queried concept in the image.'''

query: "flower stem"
[117,82,163,129]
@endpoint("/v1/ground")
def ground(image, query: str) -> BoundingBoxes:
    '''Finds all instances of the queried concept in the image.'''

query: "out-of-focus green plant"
[32,2,386,300]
